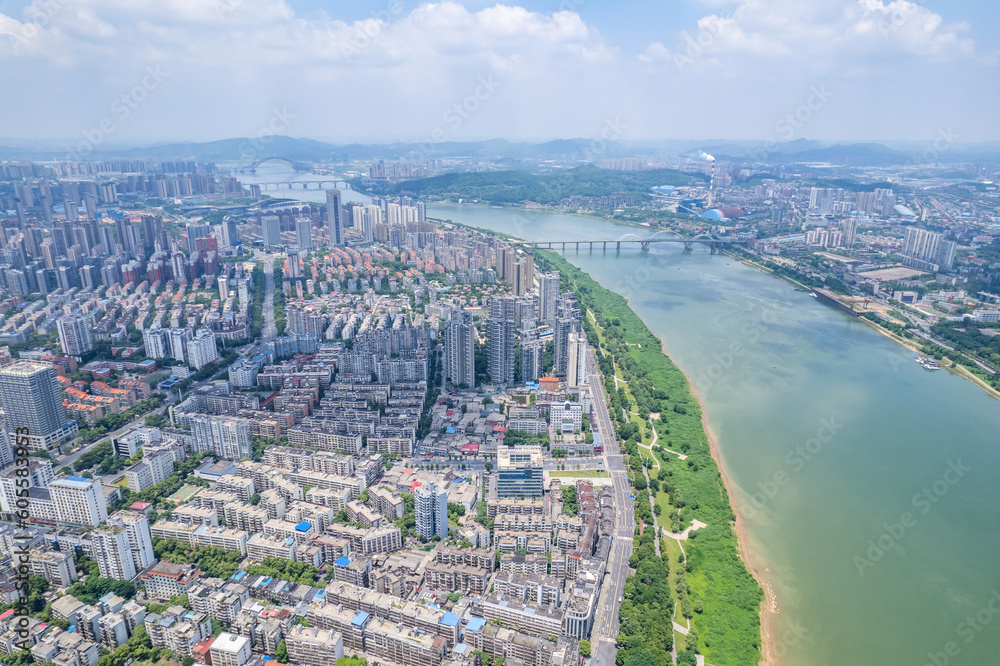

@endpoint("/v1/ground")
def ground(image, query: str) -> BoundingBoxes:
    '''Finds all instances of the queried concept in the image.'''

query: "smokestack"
[707,162,716,209]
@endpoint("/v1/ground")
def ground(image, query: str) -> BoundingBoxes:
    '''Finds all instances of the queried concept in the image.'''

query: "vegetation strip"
[535,249,763,666]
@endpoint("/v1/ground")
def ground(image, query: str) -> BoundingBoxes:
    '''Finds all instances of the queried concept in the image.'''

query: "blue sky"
[0,0,997,145]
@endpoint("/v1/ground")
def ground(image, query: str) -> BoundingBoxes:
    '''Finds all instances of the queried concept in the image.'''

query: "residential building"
[51,476,108,527]
[0,362,77,450]
[444,311,475,388]
[186,329,218,370]
[285,626,344,666]
[414,482,448,540]
[326,190,344,247]
[57,313,93,356]
[190,415,252,460]
[209,632,253,666]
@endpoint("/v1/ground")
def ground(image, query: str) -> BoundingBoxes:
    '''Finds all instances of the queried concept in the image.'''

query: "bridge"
[515,231,740,254]
[254,180,349,191]
[235,156,313,174]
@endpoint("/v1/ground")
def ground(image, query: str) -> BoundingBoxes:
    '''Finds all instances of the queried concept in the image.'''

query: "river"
[240,170,1000,665]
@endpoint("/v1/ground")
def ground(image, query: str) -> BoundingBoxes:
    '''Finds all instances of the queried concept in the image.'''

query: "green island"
[357,165,704,205]
[535,250,764,666]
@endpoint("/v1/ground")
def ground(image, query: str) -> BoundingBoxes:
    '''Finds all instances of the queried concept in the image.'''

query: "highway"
[587,345,635,666]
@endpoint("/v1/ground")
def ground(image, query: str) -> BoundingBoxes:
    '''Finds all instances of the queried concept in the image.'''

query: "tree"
[485,461,493,471]
[275,639,288,663]
[579,640,591,657]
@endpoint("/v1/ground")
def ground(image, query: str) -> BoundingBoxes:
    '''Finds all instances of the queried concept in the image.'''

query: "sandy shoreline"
[678,349,778,666]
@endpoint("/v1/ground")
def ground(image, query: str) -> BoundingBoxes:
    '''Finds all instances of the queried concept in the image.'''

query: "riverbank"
[536,249,764,665]
[695,386,778,666]
[727,250,1000,403]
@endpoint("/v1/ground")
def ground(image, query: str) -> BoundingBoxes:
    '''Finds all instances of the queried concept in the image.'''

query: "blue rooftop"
[336,556,351,566]
[294,521,312,532]
[351,611,370,627]
[441,612,460,627]
[466,617,487,633]
[66,476,89,483]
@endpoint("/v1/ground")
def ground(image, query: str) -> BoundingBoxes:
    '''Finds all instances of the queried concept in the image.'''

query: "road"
[587,345,636,666]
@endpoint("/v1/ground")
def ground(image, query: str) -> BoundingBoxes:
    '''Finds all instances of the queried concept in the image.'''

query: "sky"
[0,0,997,146]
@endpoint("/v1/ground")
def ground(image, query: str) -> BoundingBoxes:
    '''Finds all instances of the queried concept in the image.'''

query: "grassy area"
[548,469,609,478]
[536,249,762,666]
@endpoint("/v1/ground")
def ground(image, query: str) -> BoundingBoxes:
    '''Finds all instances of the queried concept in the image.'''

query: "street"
[587,345,636,666]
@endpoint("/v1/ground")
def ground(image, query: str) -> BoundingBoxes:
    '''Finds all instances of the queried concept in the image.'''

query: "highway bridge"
[234,156,313,174]
[254,180,349,190]
[515,230,742,253]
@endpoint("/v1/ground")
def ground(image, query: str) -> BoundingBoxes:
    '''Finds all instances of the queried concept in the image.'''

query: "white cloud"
[639,0,975,73]
[0,0,994,143]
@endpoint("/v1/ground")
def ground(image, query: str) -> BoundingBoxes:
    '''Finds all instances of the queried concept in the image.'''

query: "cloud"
[0,0,994,143]
[638,0,976,73]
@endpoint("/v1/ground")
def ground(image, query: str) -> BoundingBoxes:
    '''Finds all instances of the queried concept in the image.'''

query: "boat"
[916,357,941,370]
[808,292,818,298]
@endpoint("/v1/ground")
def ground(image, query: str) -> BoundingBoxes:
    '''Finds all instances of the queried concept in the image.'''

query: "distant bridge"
[254,180,349,191]
[515,231,741,253]
[236,156,313,174]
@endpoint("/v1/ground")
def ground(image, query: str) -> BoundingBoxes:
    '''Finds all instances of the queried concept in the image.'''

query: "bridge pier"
[641,241,650,253]
[589,241,594,252]
[575,242,580,252]
[683,241,694,253]
[616,241,621,252]
[561,242,566,252]
[603,242,607,252]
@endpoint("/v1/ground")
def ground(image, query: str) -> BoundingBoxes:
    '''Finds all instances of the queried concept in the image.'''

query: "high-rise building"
[168,328,194,362]
[520,334,543,384]
[92,510,156,580]
[190,415,252,460]
[553,294,581,376]
[51,475,108,527]
[497,446,544,498]
[93,510,155,581]
[444,310,475,389]
[57,312,94,356]
[513,255,534,297]
[0,362,76,450]
[567,332,588,389]
[326,190,344,247]
[842,216,859,248]
[186,329,218,370]
[186,223,210,253]
[295,217,313,251]
[537,272,560,323]
[901,227,956,271]
[487,296,516,386]
[92,527,136,580]
[414,482,448,540]
[262,216,282,248]
[218,276,230,301]
[143,326,169,359]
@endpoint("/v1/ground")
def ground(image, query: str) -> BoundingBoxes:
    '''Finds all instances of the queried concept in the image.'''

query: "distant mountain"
[1,136,996,165]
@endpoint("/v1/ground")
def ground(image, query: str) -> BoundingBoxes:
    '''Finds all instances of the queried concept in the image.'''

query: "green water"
[434,203,1000,666]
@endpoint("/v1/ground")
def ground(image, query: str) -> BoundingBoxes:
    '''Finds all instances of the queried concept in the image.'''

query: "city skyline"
[0,0,997,144]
